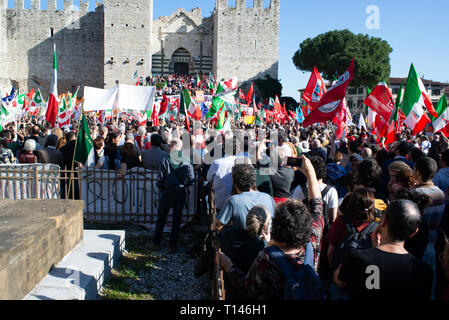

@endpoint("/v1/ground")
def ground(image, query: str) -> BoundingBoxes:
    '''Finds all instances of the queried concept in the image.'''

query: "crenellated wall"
[3,0,153,96]
[0,0,279,97]
[5,0,104,96]
[213,0,280,84]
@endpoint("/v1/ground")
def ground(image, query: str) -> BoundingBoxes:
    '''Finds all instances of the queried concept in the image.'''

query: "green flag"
[206,82,235,118]
[74,113,95,166]
[179,88,191,116]
[431,95,448,121]
[364,86,371,114]
[216,101,226,130]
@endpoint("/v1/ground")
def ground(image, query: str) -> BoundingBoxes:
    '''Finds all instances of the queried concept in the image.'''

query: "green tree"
[280,96,299,111]
[293,29,392,88]
[254,75,283,99]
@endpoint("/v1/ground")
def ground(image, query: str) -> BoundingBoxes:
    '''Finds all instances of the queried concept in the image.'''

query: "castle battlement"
[5,0,95,12]
[215,0,279,13]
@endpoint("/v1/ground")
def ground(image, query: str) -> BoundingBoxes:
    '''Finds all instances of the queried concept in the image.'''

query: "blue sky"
[9,0,449,100]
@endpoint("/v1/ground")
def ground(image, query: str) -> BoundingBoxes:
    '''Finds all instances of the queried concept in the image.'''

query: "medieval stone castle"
[0,0,280,96]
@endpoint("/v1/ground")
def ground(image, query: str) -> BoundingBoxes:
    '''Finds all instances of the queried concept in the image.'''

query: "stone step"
[24,230,125,300]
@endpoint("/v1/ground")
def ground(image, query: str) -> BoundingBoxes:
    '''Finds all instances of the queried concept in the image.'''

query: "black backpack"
[331,215,378,271]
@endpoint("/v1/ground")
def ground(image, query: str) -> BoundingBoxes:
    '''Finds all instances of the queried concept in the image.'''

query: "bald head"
[384,200,421,241]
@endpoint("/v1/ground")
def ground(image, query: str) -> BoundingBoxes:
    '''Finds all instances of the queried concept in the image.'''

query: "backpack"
[266,243,326,300]
[331,215,378,271]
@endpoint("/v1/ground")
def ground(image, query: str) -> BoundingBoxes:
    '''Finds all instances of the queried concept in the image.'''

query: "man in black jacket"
[152,137,194,253]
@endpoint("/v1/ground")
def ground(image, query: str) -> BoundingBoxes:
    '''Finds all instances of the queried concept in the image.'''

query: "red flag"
[152,102,160,126]
[302,58,355,127]
[192,104,203,121]
[363,82,406,122]
[333,99,350,139]
[27,88,35,100]
[246,83,254,105]
[239,89,246,101]
[274,95,283,122]
[303,66,326,109]
[159,94,168,116]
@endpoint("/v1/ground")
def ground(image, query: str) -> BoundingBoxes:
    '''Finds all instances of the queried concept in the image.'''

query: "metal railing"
[0,165,197,226]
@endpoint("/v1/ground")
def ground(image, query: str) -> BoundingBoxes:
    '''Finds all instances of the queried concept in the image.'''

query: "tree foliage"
[280,96,299,111]
[254,75,283,100]
[293,29,392,88]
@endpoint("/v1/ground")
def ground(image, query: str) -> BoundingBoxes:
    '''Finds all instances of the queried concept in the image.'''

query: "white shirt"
[207,155,237,210]
[421,141,431,155]
[280,144,293,157]
[291,182,339,215]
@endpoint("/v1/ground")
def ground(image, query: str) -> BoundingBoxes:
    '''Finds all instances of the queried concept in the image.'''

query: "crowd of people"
[146,73,215,97]
[1,78,449,301]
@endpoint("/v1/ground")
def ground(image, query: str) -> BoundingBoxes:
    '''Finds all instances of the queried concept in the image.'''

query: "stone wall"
[213,0,280,84]
[103,0,152,88]
[0,200,84,300]
[0,0,9,93]
[5,0,104,97]
[151,7,213,76]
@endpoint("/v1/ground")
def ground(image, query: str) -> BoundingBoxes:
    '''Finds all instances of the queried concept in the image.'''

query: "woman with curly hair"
[219,155,325,300]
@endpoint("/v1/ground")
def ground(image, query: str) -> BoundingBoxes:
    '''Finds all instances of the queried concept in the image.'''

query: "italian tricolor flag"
[432,95,449,137]
[46,44,59,127]
[402,64,435,134]
[57,96,70,128]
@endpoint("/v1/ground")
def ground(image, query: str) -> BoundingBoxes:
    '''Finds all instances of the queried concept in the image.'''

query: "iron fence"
[0,165,197,226]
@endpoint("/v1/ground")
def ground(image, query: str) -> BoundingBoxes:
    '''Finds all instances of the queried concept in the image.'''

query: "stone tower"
[0,0,8,91]
[213,0,280,84]
[103,0,153,88]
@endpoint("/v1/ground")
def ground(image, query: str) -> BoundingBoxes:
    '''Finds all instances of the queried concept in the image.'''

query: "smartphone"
[287,157,304,168]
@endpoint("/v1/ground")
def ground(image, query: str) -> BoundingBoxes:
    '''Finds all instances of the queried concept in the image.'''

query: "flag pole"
[67,104,84,199]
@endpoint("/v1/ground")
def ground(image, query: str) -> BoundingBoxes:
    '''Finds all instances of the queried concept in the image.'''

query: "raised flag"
[216,101,226,130]
[74,112,95,167]
[273,95,283,121]
[385,81,404,145]
[206,81,236,118]
[223,77,237,91]
[246,83,254,105]
[46,44,59,127]
[152,100,160,126]
[363,81,405,122]
[57,97,70,128]
[159,94,169,116]
[402,63,438,119]
[30,89,44,108]
[238,89,245,101]
[296,107,305,123]
[302,58,355,127]
[303,66,326,108]
[433,105,449,137]
[431,95,448,121]
[358,113,367,131]
[367,107,377,128]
